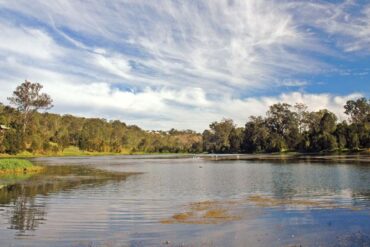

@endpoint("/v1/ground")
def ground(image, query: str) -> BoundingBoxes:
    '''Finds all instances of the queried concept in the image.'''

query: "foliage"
[203,99,369,153]
[242,116,269,152]
[202,119,238,153]
[344,98,370,124]
[7,81,53,112]
[0,82,369,155]
[0,107,202,155]
[0,82,201,155]
[0,159,34,170]
[7,80,53,134]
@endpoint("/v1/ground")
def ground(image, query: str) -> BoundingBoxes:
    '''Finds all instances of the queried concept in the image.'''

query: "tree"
[202,119,236,153]
[334,121,348,149]
[346,125,360,150]
[243,116,269,153]
[294,103,308,133]
[2,128,24,154]
[305,110,338,152]
[202,129,215,152]
[344,98,370,124]
[266,103,299,151]
[229,127,244,153]
[1,92,369,155]
[319,111,337,133]
[344,98,370,149]
[317,132,338,151]
[8,80,53,134]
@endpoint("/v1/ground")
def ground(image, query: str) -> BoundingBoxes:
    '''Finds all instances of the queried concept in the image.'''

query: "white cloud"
[0,22,62,60]
[279,80,308,87]
[94,54,132,79]
[0,0,367,131]
[289,0,370,53]
[46,85,366,131]
[0,0,326,93]
[0,71,360,131]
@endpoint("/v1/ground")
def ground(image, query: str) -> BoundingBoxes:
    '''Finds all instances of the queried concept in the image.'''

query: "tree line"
[0,81,369,155]
[203,100,369,153]
[0,81,202,154]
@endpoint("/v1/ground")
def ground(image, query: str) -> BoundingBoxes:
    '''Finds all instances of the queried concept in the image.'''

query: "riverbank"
[0,159,44,175]
[0,146,369,161]
[0,146,190,158]
[203,152,370,164]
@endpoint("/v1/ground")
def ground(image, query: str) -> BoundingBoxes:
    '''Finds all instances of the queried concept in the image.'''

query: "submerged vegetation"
[161,200,242,224]
[0,81,369,156]
[161,194,363,225]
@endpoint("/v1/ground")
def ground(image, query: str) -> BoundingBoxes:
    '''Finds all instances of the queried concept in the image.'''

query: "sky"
[0,0,369,131]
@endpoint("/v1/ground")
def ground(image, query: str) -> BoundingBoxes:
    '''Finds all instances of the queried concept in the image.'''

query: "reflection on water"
[7,196,46,234]
[0,155,368,247]
[0,166,132,236]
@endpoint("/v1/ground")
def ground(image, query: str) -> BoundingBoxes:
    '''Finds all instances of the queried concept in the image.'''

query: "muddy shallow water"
[0,155,369,246]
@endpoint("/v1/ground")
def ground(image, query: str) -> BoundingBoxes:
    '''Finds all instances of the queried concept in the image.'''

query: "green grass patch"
[0,159,43,175]
[0,145,190,158]
[0,159,33,170]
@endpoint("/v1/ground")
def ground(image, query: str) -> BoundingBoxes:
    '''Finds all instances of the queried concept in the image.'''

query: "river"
[0,155,369,246]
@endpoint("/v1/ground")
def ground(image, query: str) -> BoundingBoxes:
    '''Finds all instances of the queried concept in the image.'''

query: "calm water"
[0,155,369,247]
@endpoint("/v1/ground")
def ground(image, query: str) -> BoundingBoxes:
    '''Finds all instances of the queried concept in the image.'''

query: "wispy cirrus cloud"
[0,0,325,91]
[0,0,368,130]
[0,22,62,60]
[288,0,370,53]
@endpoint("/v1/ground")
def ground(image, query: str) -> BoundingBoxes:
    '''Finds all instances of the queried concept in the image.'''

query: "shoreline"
[201,153,370,164]
[1,150,369,163]
[0,152,192,159]
[0,166,44,175]
[0,159,44,175]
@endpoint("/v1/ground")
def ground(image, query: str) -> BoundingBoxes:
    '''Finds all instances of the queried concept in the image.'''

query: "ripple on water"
[0,156,369,246]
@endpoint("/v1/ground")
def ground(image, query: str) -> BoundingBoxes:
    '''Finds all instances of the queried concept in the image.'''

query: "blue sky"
[0,0,369,131]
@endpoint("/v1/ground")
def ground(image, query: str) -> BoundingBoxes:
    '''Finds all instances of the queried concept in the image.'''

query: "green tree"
[344,98,370,124]
[344,98,370,149]
[229,127,244,153]
[8,80,53,134]
[346,125,360,150]
[319,111,337,133]
[203,119,236,153]
[2,128,24,154]
[294,103,309,133]
[308,111,338,151]
[266,103,299,151]
[335,121,348,149]
[243,116,269,153]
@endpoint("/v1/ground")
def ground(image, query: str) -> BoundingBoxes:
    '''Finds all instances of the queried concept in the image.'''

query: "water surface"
[0,155,369,246]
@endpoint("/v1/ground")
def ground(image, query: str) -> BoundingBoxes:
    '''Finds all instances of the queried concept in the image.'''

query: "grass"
[0,146,190,158]
[0,159,43,175]
[0,147,125,158]
[0,159,34,170]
